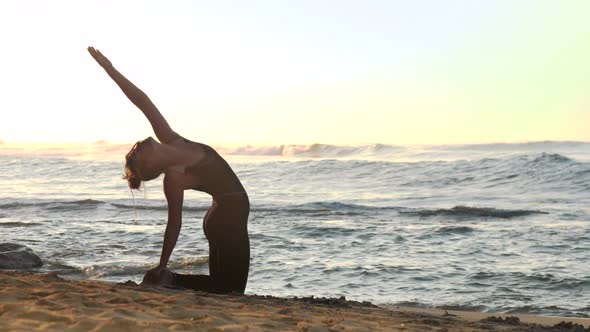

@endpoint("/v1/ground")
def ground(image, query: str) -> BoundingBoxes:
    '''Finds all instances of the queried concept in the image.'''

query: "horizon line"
[1,139,589,147]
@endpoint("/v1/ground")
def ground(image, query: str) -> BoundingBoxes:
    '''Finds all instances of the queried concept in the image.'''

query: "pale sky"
[1,0,589,146]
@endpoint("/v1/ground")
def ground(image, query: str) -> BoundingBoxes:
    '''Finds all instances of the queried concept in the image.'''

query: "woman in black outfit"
[88,47,250,294]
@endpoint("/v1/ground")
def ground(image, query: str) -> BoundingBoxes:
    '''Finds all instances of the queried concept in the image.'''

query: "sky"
[0,0,589,146]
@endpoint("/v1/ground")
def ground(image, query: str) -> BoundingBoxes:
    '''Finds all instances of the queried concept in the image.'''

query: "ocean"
[0,141,589,317]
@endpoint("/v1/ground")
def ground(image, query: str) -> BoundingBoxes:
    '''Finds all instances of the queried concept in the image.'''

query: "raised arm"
[87,47,179,143]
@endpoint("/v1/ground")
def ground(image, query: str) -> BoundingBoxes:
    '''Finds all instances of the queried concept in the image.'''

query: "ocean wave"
[0,199,206,213]
[219,143,407,158]
[434,226,476,234]
[434,140,590,151]
[3,141,590,163]
[528,152,572,164]
[44,199,106,211]
[81,264,153,278]
[278,202,383,216]
[292,224,356,237]
[504,305,589,317]
[479,153,577,173]
[169,256,209,268]
[0,199,106,210]
[468,272,590,291]
[110,202,168,211]
[59,256,209,279]
[0,199,386,215]
[0,221,43,228]
[260,202,548,220]
[216,141,590,158]
[0,197,552,222]
[240,152,590,195]
[221,141,590,160]
[110,202,209,212]
[405,206,547,219]
[0,202,44,209]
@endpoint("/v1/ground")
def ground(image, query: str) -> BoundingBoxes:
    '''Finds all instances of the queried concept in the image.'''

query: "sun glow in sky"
[1,0,589,146]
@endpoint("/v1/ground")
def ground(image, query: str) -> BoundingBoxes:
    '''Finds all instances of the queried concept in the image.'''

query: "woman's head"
[123,137,162,189]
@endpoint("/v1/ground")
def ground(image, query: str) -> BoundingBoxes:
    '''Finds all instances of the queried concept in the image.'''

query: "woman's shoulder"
[167,135,205,149]
[167,136,222,165]
[168,134,205,147]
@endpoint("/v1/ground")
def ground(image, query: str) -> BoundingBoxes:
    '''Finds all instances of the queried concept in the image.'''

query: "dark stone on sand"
[0,243,43,269]
[479,316,521,325]
[552,321,590,332]
[249,294,377,308]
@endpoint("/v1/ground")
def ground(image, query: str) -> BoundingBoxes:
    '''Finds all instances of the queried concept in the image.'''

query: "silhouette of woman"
[88,47,250,294]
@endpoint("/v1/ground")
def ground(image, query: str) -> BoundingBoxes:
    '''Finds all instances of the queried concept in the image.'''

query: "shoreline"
[393,306,590,329]
[1,271,588,331]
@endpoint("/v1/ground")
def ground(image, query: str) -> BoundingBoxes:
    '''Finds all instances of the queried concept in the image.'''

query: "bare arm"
[87,47,179,143]
[158,175,184,268]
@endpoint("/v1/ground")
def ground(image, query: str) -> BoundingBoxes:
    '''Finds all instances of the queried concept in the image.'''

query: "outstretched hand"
[87,46,113,69]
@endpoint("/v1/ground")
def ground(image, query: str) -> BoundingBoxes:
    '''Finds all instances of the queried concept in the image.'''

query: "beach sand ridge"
[0,271,588,331]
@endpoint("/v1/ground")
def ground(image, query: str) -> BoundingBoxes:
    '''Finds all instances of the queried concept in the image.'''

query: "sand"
[0,271,588,332]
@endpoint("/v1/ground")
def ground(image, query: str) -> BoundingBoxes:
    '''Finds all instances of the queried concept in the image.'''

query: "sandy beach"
[0,271,588,332]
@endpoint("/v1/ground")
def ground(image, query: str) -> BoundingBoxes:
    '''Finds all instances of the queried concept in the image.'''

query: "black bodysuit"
[172,140,250,294]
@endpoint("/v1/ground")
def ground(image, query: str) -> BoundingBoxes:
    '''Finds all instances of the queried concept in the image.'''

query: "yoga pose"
[88,47,250,294]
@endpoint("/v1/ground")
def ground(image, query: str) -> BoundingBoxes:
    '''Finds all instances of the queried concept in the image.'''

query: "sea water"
[0,141,589,317]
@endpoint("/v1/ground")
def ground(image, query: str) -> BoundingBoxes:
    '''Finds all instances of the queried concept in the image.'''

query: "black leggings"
[172,195,250,294]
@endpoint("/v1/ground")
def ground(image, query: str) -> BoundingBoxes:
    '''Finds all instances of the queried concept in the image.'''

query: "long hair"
[123,139,162,189]
[123,141,142,189]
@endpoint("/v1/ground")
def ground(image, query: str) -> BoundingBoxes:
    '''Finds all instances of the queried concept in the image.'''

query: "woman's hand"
[87,46,113,69]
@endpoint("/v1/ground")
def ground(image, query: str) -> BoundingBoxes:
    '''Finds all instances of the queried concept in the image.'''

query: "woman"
[88,47,250,294]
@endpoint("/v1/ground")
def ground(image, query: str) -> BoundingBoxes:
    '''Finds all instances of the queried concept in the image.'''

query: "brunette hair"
[123,141,143,190]
[123,139,162,189]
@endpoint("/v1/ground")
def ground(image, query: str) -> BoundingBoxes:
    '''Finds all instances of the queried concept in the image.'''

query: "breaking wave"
[406,206,548,219]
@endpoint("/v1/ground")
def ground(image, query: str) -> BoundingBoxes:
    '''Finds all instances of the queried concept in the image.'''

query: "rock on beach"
[0,243,43,269]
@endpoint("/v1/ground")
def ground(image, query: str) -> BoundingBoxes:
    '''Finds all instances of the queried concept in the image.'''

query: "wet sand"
[0,271,588,331]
